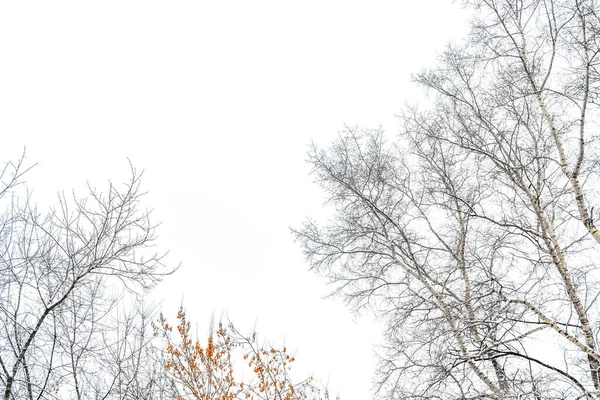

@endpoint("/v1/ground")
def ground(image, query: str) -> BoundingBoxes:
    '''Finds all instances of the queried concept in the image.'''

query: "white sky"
[0,2,470,399]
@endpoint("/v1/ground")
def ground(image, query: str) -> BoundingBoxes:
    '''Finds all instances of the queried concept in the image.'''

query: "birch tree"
[295,0,600,398]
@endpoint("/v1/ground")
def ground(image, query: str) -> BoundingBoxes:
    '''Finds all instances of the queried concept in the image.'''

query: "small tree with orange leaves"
[154,308,333,400]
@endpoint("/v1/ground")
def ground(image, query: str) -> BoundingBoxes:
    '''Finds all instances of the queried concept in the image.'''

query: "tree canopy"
[295,0,600,398]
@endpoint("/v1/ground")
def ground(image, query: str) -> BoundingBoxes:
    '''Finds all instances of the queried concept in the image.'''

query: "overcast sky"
[0,2,470,398]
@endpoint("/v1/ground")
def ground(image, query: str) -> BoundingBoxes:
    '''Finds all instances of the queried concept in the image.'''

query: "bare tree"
[90,300,181,400]
[295,0,600,398]
[0,157,174,400]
